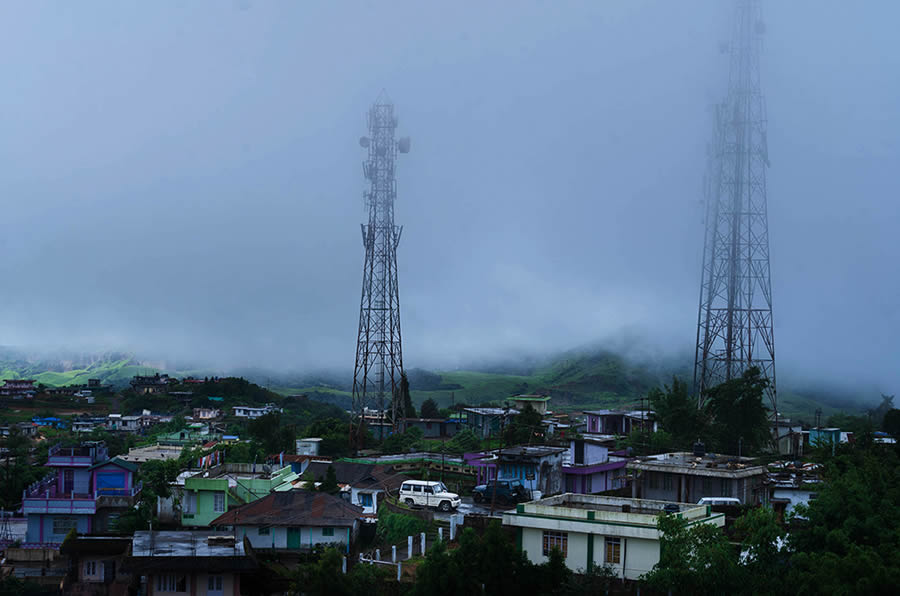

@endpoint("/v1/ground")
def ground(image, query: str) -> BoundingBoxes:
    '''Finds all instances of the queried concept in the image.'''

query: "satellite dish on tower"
[359,136,370,148]
[398,137,411,153]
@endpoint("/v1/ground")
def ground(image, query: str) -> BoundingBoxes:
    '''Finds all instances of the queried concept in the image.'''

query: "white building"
[296,437,322,456]
[209,490,362,552]
[502,493,725,580]
[232,404,283,419]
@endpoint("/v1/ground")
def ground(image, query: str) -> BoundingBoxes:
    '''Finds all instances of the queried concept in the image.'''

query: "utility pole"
[694,0,777,421]
[489,403,510,516]
[351,92,411,452]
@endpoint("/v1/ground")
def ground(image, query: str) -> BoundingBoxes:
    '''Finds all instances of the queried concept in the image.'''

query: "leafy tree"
[0,429,42,510]
[398,370,416,418]
[503,404,542,445]
[445,428,480,454]
[733,507,788,594]
[649,376,705,448]
[247,413,295,455]
[318,464,339,494]
[420,398,440,419]
[381,427,423,454]
[787,444,900,594]
[619,429,676,456]
[703,367,770,455]
[882,408,900,437]
[644,513,743,595]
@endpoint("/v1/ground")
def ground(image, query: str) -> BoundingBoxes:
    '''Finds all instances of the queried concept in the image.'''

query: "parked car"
[697,497,742,507]
[472,479,530,504]
[398,480,461,512]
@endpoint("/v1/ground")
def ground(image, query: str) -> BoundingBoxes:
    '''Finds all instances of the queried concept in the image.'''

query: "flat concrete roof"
[132,531,245,558]
[628,452,765,478]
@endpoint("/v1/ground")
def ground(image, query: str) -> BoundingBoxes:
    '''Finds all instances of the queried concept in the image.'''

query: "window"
[107,513,121,531]
[542,531,568,557]
[53,517,78,535]
[322,527,334,537]
[605,537,622,564]
[84,561,97,577]
[424,486,433,494]
[208,575,223,592]
[412,485,422,493]
[214,491,226,512]
[702,477,712,495]
[358,493,373,508]
[649,472,659,489]
[156,575,187,592]
[184,492,197,514]
[663,473,673,491]
[258,527,270,536]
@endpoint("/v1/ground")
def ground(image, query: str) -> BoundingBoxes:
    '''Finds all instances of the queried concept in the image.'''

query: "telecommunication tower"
[351,93,411,448]
[694,0,776,412]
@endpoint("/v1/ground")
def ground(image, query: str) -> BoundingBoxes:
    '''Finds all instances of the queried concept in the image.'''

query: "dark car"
[472,479,530,504]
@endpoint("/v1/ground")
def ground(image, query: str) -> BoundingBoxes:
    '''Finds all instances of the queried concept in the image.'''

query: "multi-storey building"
[22,442,141,546]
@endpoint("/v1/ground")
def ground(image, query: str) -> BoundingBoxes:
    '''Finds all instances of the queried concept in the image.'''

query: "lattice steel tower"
[694,0,776,411]
[351,93,410,448]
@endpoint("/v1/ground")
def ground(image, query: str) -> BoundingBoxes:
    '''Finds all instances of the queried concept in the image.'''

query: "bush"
[376,507,428,545]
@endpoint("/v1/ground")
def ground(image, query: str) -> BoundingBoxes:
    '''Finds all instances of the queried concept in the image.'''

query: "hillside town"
[0,373,896,594]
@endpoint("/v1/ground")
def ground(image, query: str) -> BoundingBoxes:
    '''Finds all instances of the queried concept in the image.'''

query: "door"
[63,470,74,494]
[287,527,302,549]
[207,574,224,596]
[423,485,434,507]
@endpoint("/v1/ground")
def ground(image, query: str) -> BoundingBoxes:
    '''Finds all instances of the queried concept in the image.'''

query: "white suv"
[398,480,461,512]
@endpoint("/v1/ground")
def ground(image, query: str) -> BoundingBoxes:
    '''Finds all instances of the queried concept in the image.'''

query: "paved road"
[432,496,515,521]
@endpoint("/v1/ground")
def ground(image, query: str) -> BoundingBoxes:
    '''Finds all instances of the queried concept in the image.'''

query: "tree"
[420,398,440,419]
[703,367,770,455]
[644,513,743,595]
[318,464,339,494]
[649,376,706,448]
[787,444,900,594]
[882,408,900,437]
[503,404,542,445]
[398,370,416,418]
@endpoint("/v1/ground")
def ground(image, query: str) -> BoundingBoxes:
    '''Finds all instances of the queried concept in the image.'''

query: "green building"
[181,465,297,527]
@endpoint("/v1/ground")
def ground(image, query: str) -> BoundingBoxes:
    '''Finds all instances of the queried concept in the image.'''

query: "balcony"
[47,442,108,467]
[96,482,142,509]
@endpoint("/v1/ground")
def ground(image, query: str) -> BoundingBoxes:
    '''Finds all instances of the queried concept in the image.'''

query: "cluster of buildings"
[0,387,860,593]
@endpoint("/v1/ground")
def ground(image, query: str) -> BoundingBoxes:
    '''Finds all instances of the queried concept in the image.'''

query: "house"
[296,437,323,455]
[120,443,184,463]
[497,445,566,497]
[60,535,132,596]
[0,421,38,437]
[771,416,805,457]
[399,417,462,438]
[23,442,141,546]
[0,546,68,590]
[302,461,408,517]
[181,464,297,527]
[232,404,282,419]
[193,407,223,421]
[502,493,725,578]
[628,450,768,505]
[808,427,841,455]
[562,439,630,494]
[768,464,822,520]
[129,373,171,395]
[1,378,36,398]
[129,531,257,596]
[210,490,363,552]
[461,407,518,439]
[583,409,656,436]
[510,395,552,415]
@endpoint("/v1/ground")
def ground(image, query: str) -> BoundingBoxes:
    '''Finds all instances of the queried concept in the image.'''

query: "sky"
[0,1,897,394]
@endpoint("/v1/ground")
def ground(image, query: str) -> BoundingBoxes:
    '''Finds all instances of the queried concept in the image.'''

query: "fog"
[0,1,897,394]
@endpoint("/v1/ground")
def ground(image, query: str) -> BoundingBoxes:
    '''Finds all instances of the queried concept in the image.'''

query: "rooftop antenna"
[694,0,777,420]
[351,93,411,451]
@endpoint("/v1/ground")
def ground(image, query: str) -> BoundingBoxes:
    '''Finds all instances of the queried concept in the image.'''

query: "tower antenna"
[351,94,411,450]
[694,0,776,417]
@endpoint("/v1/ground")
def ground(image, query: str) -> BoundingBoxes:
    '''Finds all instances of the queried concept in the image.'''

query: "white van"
[697,497,741,507]
[398,480,461,512]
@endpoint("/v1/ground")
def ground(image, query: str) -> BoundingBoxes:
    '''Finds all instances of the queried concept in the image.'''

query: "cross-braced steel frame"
[694,0,776,413]
[351,94,406,449]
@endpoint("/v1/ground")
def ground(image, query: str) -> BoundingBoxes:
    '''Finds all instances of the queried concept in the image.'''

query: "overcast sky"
[0,1,897,393]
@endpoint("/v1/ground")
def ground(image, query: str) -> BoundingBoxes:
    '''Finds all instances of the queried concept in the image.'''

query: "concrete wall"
[26,514,90,544]
[522,527,661,580]
[238,525,351,551]
[637,471,763,505]
[148,572,238,596]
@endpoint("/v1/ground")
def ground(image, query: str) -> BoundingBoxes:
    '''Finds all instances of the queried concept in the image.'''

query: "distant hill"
[0,346,872,424]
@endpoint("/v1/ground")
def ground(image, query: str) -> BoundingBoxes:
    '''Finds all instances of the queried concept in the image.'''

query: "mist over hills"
[0,344,879,425]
